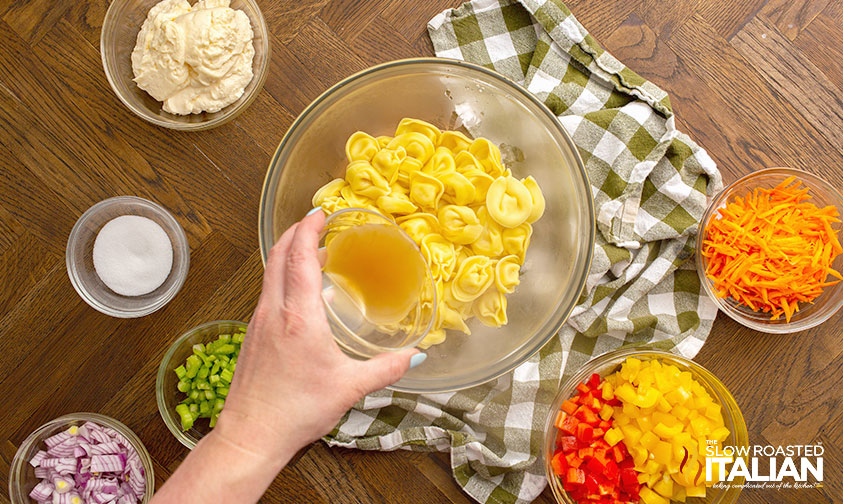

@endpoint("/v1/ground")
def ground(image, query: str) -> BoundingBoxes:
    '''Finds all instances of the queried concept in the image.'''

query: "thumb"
[352,349,423,395]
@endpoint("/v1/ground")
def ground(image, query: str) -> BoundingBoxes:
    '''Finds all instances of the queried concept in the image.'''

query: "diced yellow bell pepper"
[601,381,614,400]
[656,396,672,412]
[653,476,673,498]
[637,368,655,389]
[654,422,682,440]
[626,357,642,375]
[623,401,640,418]
[640,486,669,504]
[615,383,638,403]
[652,412,679,427]
[614,413,630,426]
[640,430,660,451]
[673,486,687,502]
[620,424,643,446]
[671,404,690,421]
[604,427,624,447]
[637,415,654,432]
[686,485,706,498]
[599,403,614,421]
[634,387,660,408]
[690,417,711,437]
[648,472,662,488]
[711,426,731,442]
[638,472,650,484]
[632,446,649,466]
[653,440,673,465]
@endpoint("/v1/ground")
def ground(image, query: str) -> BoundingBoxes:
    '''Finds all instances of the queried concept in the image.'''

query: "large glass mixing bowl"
[259,58,594,393]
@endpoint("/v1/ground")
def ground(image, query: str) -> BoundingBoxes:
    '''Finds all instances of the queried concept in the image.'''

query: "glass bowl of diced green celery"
[156,320,247,449]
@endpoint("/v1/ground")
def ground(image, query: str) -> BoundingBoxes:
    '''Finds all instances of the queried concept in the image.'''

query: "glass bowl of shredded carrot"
[696,168,843,333]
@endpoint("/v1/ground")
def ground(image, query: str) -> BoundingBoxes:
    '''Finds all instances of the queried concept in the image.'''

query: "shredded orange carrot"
[701,176,843,322]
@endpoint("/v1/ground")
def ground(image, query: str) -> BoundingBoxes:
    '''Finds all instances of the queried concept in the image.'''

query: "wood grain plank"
[0,202,25,255]
[287,17,370,89]
[0,231,60,316]
[261,0,329,45]
[565,0,644,42]
[731,15,843,153]
[605,14,781,180]
[263,32,332,115]
[758,0,830,40]
[320,0,393,41]
[794,0,843,90]
[381,0,461,44]
[232,91,297,157]
[347,15,420,67]
[637,0,700,41]
[667,14,843,186]
[63,0,108,47]
[2,0,71,45]
[695,0,767,40]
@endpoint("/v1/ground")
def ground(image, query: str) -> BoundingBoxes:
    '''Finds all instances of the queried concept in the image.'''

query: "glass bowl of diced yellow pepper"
[544,348,747,504]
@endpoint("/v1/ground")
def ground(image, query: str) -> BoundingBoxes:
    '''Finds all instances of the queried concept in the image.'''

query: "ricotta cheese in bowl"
[131,0,255,115]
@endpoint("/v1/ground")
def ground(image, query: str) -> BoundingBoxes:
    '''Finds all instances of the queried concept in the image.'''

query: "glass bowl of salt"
[66,196,190,318]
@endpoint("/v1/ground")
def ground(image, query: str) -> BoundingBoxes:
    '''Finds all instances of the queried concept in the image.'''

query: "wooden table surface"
[1,0,841,502]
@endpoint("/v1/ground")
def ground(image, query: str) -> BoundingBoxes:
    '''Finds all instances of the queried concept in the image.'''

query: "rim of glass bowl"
[100,0,270,131]
[543,348,748,504]
[258,57,595,392]
[9,412,155,504]
[320,207,438,355]
[695,167,843,333]
[156,320,248,449]
[66,196,190,318]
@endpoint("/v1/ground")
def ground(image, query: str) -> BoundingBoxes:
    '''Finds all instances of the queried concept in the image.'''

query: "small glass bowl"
[319,208,436,358]
[695,167,843,333]
[543,348,748,504]
[8,413,155,503]
[101,0,270,130]
[66,196,190,318]
[156,320,248,449]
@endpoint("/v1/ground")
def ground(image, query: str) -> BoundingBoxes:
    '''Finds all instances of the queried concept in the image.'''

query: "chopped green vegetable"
[172,330,245,432]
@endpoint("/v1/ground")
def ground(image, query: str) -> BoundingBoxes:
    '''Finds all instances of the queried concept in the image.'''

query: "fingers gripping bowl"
[259,59,595,393]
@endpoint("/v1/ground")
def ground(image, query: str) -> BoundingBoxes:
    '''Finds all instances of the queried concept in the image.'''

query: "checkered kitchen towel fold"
[325,1,723,502]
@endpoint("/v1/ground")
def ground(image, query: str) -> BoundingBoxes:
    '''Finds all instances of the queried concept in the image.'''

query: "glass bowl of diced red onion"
[8,413,154,504]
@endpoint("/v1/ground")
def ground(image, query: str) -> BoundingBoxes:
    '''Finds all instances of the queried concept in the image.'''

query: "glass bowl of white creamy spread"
[101,0,269,130]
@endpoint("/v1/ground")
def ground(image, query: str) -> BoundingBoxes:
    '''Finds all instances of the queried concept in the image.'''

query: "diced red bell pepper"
[577,446,593,460]
[565,451,582,468]
[561,415,579,435]
[598,420,612,430]
[576,382,590,394]
[576,423,594,444]
[619,468,639,491]
[574,405,599,425]
[604,460,619,481]
[559,435,578,453]
[584,473,600,494]
[585,456,605,475]
[591,428,604,439]
[551,451,568,476]
[618,457,635,469]
[587,373,602,389]
[566,468,586,486]
[561,399,579,415]
[612,443,629,463]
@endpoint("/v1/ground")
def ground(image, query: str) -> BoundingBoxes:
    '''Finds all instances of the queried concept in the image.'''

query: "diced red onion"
[29,480,53,501]
[44,431,71,448]
[30,450,48,467]
[34,466,50,479]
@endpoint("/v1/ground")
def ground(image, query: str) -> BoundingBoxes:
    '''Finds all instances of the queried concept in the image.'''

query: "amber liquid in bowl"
[324,222,426,325]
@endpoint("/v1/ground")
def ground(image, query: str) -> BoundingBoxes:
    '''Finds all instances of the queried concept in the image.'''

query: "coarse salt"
[93,215,173,296]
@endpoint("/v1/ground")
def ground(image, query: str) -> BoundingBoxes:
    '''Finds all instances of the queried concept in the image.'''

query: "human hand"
[213,209,423,467]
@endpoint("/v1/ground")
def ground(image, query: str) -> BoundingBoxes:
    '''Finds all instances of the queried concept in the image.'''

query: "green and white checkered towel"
[325,1,723,502]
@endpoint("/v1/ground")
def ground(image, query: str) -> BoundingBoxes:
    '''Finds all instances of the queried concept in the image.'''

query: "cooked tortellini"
[310,118,545,348]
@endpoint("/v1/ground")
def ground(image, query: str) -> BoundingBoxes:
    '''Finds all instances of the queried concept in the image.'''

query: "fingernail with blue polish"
[409,353,427,369]
[306,206,322,217]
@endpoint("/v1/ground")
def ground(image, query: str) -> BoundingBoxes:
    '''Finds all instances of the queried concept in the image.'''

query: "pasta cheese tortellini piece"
[371,147,406,184]
[377,192,416,215]
[472,207,505,257]
[346,131,380,162]
[396,213,439,245]
[375,135,392,149]
[523,175,546,224]
[340,184,374,208]
[469,138,504,177]
[312,178,345,208]
[418,328,446,350]
[495,255,521,293]
[473,289,508,327]
[438,205,482,245]
[502,223,533,263]
[388,132,435,165]
[438,171,476,206]
[421,234,457,280]
[438,130,472,154]
[320,195,350,214]
[345,160,390,200]
[395,118,441,145]
[486,175,533,228]
[409,171,444,210]
[451,255,494,303]
[424,147,456,175]
[436,299,471,334]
